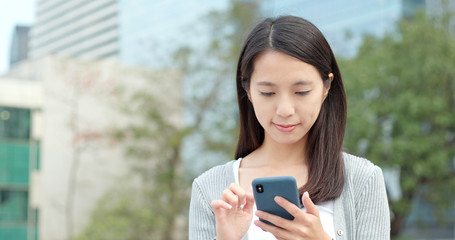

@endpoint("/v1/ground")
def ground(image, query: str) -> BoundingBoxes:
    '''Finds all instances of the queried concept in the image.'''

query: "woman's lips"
[274,123,298,132]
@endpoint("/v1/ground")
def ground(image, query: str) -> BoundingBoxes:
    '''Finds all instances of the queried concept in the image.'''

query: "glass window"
[0,190,28,222]
[0,107,31,140]
[0,141,30,184]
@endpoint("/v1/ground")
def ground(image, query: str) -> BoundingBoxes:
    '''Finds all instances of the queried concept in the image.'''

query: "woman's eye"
[260,92,275,96]
[296,91,310,95]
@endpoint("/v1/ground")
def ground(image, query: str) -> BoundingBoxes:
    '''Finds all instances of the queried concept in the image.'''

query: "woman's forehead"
[250,51,321,84]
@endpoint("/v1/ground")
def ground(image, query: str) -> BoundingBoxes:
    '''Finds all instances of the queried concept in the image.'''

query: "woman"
[189,15,390,240]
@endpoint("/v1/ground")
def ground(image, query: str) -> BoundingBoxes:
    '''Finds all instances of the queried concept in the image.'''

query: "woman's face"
[248,50,332,146]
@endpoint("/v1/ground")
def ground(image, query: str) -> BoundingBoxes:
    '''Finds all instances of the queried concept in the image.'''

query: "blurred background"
[0,0,454,239]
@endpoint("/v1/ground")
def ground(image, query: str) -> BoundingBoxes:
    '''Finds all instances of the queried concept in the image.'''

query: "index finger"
[274,196,303,218]
[229,183,247,206]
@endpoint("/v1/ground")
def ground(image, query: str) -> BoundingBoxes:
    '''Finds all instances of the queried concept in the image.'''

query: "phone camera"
[256,184,264,193]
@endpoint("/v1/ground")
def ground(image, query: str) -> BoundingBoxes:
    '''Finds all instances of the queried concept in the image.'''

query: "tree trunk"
[391,213,405,237]
[163,148,180,240]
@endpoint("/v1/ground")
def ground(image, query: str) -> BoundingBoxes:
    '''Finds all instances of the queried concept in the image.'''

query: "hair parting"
[268,23,274,47]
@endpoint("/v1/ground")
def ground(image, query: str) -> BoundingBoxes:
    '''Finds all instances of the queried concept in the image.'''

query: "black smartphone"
[252,176,301,225]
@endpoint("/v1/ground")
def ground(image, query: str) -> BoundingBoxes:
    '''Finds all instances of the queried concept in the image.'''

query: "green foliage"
[74,190,161,240]
[340,11,455,236]
[76,74,189,239]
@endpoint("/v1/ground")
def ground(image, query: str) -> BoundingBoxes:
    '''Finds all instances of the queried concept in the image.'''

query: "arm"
[189,179,216,240]
[355,166,391,239]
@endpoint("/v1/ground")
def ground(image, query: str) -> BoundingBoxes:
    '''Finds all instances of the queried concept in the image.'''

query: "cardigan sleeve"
[355,165,391,239]
[189,178,217,240]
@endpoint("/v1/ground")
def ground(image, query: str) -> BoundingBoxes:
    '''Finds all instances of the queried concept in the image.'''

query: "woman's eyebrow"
[257,81,276,86]
[293,80,313,86]
[256,80,313,86]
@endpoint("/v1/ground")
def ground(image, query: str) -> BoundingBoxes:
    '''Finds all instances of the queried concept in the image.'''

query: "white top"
[233,158,336,239]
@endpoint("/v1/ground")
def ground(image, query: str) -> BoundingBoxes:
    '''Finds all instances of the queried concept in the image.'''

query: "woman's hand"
[254,191,331,240]
[211,183,255,240]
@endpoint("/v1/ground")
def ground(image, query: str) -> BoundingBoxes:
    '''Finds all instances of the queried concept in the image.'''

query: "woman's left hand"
[254,192,331,240]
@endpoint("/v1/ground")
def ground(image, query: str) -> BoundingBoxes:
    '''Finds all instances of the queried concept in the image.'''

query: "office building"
[260,0,425,58]
[426,0,455,34]
[0,79,41,240]
[10,26,30,67]
[29,0,227,67]
[29,0,119,60]
[119,0,227,68]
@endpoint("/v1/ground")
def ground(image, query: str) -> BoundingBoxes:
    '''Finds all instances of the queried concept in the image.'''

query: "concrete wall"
[2,56,182,240]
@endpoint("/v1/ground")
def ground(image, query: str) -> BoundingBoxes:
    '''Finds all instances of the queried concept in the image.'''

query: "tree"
[75,1,260,239]
[173,0,261,172]
[340,12,455,236]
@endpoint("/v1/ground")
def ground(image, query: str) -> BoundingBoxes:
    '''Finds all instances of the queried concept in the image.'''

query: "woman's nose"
[276,96,295,117]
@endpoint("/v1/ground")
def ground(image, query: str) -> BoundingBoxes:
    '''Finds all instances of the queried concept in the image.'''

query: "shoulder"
[192,160,236,201]
[193,160,235,186]
[342,152,382,181]
[341,152,386,200]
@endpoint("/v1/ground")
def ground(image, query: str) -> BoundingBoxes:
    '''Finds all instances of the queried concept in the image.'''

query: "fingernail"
[224,203,232,209]
[274,196,282,204]
[254,221,267,232]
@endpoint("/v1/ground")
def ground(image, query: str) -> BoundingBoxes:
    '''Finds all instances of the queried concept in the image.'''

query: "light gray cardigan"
[189,153,390,239]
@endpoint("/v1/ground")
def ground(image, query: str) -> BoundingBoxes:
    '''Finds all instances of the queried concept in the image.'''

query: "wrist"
[323,232,333,240]
[215,236,243,240]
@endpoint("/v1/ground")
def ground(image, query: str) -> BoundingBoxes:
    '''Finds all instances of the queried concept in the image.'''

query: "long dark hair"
[235,16,346,203]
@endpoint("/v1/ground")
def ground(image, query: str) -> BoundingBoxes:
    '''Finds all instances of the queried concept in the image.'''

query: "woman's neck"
[248,135,307,167]
[239,134,309,189]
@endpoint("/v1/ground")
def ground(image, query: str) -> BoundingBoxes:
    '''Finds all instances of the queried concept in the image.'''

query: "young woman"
[189,15,390,240]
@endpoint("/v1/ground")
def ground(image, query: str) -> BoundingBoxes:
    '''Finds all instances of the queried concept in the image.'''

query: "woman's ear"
[246,89,252,102]
[323,73,334,100]
[241,76,252,102]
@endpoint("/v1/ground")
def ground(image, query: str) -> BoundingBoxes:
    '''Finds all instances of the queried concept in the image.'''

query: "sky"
[0,0,35,75]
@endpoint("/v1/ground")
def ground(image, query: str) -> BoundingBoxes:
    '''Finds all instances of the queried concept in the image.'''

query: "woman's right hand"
[211,183,255,240]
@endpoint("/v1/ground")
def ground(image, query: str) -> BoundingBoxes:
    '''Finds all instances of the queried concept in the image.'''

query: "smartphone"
[252,176,301,225]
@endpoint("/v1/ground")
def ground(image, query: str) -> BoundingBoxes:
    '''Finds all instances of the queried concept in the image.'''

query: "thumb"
[302,191,319,217]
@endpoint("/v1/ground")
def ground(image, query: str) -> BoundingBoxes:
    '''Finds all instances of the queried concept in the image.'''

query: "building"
[9,25,30,67]
[426,0,455,34]
[28,0,453,65]
[260,0,425,58]
[1,56,183,240]
[0,79,41,240]
[29,0,227,68]
[119,0,228,68]
[29,0,119,60]
[12,1,224,239]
